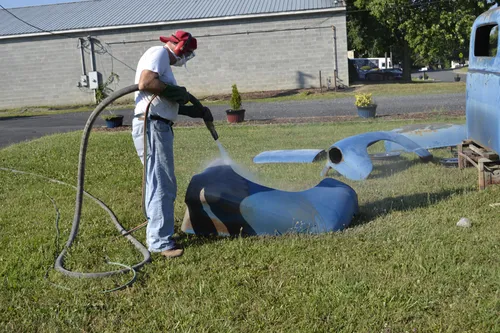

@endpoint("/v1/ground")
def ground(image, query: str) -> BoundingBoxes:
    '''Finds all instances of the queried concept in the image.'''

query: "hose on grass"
[54,84,152,279]
[1,167,141,290]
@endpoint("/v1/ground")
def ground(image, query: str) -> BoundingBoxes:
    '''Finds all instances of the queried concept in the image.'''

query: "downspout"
[88,36,96,72]
[79,38,87,76]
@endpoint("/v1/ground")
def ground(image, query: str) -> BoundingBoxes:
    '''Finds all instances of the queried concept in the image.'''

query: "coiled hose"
[54,84,151,278]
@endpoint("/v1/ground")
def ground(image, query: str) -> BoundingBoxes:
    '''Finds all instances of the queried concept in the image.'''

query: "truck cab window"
[475,24,498,57]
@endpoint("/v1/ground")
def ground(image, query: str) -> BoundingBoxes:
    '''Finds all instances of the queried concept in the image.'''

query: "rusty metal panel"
[467,7,500,154]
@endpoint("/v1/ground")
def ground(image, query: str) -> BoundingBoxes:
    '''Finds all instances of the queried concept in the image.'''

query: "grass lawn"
[1,114,499,332]
[0,81,466,118]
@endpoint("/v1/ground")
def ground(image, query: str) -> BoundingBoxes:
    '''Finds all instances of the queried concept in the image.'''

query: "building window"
[475,24,498,57]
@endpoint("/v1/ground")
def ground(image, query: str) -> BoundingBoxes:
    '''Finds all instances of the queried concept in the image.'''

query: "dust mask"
[167,47,195,68]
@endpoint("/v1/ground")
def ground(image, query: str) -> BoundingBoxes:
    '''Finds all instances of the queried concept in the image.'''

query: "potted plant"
[226,84,245,123]
[101,113,124,128]
[454,74,461,82]
[354,93,377,118]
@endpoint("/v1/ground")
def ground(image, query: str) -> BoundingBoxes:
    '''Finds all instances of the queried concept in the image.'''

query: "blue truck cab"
[467,8,500,154]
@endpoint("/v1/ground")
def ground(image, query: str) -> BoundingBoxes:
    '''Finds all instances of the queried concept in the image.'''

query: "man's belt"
[134,113,174,126]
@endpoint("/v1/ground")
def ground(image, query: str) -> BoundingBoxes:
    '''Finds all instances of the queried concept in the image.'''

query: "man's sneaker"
[160,246,184,258]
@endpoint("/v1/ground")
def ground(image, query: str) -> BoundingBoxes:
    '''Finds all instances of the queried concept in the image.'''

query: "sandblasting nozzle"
[205,121,219,141]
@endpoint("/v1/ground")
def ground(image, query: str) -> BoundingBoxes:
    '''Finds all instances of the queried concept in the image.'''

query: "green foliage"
[100,114,123,121]
[354,93,375,107]
[95,72,120,105]
[346,0,497,78]
[490,26,498,56]
[229,84,242,110]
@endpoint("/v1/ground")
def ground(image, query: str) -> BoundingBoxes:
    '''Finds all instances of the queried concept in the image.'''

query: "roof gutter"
[0,7,345,40]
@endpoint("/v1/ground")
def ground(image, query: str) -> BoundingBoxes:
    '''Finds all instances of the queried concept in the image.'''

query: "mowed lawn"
[1,115,499,332]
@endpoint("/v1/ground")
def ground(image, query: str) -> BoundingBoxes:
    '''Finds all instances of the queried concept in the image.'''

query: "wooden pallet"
[457,140,500,190]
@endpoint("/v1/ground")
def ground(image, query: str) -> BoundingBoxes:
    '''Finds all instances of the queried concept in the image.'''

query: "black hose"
[54,84,152,278]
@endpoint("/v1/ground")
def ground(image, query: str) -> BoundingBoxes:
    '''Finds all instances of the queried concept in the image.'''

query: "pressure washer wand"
[204,121,219,141]
[188,93,219,141]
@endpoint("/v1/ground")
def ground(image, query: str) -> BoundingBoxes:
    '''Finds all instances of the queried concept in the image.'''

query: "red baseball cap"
[159,30,197,53]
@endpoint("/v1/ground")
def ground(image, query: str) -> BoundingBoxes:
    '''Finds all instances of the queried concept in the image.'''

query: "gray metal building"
[0,0,347,108]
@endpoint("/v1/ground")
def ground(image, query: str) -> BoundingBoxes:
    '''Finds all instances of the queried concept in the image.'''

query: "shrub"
[229,84,242,110]
[354,93,375,107]
[101,114,123,121]
[95,72,120,105]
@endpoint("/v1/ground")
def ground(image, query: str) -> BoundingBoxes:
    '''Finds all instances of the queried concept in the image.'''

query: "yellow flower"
[354,93,375,107]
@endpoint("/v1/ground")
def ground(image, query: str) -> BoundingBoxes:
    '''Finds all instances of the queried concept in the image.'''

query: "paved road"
[0,92,465,149]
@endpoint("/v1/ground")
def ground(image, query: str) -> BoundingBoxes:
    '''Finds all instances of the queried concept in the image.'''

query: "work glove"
[201,107,214,122]
[178,105,214,121]
[161,84,190,105]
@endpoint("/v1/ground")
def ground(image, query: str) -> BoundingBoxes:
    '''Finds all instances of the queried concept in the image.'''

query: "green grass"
[0,82,466,118]
[1,115,499,332]
[456,66,469,73]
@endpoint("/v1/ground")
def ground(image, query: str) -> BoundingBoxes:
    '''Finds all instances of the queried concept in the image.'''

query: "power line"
[0,3,78,39]
[106,25,333,45]
[0,4,136,72]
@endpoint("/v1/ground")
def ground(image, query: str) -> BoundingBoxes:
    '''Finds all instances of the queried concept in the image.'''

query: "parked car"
[365,68,403,81]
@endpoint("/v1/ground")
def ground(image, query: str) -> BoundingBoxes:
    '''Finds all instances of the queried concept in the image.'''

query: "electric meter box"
[88,71,100,90]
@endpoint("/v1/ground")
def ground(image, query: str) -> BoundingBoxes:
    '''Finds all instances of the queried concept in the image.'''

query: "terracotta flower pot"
[226,109,245,123]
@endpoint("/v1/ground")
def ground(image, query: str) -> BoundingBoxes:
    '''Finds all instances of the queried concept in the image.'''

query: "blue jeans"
[132,117,177,252]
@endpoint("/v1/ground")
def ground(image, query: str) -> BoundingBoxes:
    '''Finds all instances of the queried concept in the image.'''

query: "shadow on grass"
[0,115,34,121]
[369,157,428,179]
[269,89,302,98]
[351,189,461,227]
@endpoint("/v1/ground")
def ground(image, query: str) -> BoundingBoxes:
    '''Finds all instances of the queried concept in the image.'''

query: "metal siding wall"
[0,12,347,108]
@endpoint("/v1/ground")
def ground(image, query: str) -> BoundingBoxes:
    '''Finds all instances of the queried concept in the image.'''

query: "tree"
[346,0,500,81]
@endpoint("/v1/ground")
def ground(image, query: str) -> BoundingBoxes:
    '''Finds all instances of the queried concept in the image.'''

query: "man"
[132,30,213,258]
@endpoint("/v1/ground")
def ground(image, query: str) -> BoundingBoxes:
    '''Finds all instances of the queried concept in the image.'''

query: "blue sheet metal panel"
[384,124,467,152]
[181,164,359,236]
[325,131,432,180]
[467,7,500,153]
[253,149,326,163]
[0,0,344,37]
[253,149,401,164]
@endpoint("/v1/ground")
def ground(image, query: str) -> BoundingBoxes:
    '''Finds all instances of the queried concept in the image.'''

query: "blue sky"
[2,0,86,8]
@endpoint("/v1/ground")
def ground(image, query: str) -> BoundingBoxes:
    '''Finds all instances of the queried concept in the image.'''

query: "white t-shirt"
[134,46,179,121]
